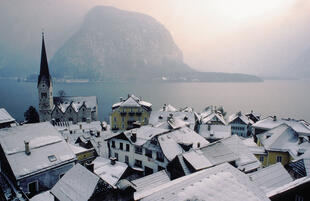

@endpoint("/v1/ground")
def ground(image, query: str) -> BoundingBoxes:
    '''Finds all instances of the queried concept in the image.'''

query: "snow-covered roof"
[112,94,152,110]
[266,176,310,198]
[124,126,168,146]
[131,170,170,192]
[30,191,53,201]
[253,117,310,136]
[243,137,266,155]
[160,104,178,112]
[182,140,238,171]
[0,122,76,179]
[257,124,310,158]
[53,96,97,113]
[158,127,209,161]
[149,111,196,130]
[69,143,88,155]
[93,157,128,188]
[221,135,261,172]
[182,135,261,172]
[51,164,99,201]
[249,163,293,194]
[199,124,231,140]
[0,108,15,124]
[201,112,226,125]
[228,112,254,125]
[136,163,270,201]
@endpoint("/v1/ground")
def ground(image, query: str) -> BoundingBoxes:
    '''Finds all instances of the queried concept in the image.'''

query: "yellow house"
[110,94,152,131]
[256,123,305,167]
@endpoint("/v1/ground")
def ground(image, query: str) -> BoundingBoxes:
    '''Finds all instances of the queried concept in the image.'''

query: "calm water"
[0,79,309,122]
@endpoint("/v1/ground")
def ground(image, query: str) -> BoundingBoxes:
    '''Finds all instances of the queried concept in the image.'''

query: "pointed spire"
[38,32,51,87]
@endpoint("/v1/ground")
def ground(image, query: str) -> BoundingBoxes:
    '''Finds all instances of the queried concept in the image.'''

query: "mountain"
[50,6,193,81]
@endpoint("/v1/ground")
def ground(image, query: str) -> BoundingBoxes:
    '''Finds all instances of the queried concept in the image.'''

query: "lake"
[0,79,309,123]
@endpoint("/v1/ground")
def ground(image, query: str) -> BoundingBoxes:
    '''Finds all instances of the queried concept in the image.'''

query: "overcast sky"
[1,0,310,77]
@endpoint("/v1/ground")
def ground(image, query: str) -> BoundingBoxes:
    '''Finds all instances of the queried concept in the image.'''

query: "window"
[82,117,87,122]
[28,181,38,195]
[276,156,282,163]
[122,116,125,122]
[122,124,124,129]
[144,117,148,123]
[48,155,57,162]
[119,142,123,150]
[145,149,152,158]
[125,155,129,164]
[135,159,142,168]
[115,153,118,160]
[126,144,130,152]
[135,146,143,154]
[114,117,117,122]
[41,93,47,98]
[259,156,264,162]
[156,152,164,162]
[111,141,115,148]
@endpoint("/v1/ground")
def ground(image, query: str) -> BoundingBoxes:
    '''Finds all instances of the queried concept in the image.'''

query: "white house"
[228,111,254,137]
[0,122,76,197]
[105,125,208,176]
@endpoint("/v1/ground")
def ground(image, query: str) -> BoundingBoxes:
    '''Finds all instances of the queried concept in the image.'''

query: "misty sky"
[1,0,310,77]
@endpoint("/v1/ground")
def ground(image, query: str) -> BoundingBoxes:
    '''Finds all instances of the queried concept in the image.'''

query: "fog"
[1,0,310,78]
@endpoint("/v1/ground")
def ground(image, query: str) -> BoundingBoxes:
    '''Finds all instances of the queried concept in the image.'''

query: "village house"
[245,110,261,123]
[37,33,98,124]
[50,163,101,201]
[135,163,270,201]
[0,122,76,197]
[252,116,310,137]
[199,105,227,125]
[287,150,310,179]
[256,123,310,167]
[248,162,293,195]
[149,104,198,131]
[105,125,208,176]
[168,135,261,179]
[110,95,152,131]
[228,111,254,137]
[0,108,17,129]
[55,121,110,159]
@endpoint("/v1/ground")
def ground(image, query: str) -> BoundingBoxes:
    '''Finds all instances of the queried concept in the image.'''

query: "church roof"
[37,32,52,87]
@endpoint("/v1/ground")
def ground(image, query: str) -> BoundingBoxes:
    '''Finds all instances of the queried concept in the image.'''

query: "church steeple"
[38,32,51,87]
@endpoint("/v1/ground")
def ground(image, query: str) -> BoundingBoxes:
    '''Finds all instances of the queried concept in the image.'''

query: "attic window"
[48,155,57,162]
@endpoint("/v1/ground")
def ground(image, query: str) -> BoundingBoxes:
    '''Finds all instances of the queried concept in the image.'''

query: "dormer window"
[48,155,57,162]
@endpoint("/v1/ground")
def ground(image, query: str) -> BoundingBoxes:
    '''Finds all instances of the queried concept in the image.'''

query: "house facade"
[37,33,98,124]
[105,126,208,175]
[0,122,76,197]
[110,95,152,131]
[228,111,254,137]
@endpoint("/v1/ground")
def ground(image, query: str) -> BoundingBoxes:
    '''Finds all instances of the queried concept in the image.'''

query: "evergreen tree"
[24,106,40,123]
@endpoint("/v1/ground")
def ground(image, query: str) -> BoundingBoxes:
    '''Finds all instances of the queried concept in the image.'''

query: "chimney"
[273,116,277,121]
[79,124,82,129]
[110,157,117,165]
[197,142,200,148]
[24,141,31,155]
[85,162,94,172]
[207,122,211,131]
[65,137,68,142]
[120,97,123,102]
[163,104,167,111]
[131,131,137,142]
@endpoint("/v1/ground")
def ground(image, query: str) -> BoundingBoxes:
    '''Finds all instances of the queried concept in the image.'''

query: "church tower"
[38,32,54,122]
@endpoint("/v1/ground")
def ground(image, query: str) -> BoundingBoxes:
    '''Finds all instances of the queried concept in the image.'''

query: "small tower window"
[41,93,47,98]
